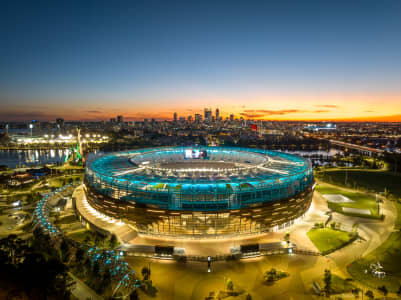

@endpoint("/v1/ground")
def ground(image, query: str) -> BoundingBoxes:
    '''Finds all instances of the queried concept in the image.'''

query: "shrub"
[226,278,234,291]
[364,290,374,299]
[378,285,388,296]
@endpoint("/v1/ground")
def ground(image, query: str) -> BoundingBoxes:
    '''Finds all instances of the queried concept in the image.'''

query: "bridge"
[328,139,384,156]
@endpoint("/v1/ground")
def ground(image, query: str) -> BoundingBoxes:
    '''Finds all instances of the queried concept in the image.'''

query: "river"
[0,148,343,169]
[0,149,102,168]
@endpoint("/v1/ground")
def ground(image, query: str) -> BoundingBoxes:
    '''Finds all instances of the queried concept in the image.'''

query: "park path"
[69,272,103,300]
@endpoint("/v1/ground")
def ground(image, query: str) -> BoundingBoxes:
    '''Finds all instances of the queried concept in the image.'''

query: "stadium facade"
[84,147,314,237]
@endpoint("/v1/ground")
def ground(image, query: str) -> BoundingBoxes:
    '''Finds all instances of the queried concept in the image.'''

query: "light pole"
[29,124,33,137]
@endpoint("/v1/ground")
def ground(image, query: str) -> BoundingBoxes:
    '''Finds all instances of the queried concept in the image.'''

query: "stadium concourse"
[73,183,329,256]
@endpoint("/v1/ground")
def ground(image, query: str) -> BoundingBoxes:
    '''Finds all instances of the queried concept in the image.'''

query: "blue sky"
[1,0,401,121]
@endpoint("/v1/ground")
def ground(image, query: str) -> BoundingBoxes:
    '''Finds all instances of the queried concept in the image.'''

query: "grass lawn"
[316,169,401,199]
[348,229,401,292]
[51,162,85,171]
[329,274,357,294]
[47,175,82,188]
[67,229,119,249]
[67,229,92,243]
[307,228,356,254]
[316,184,381,219]
[347,200,401,293]
[56,214,78,225]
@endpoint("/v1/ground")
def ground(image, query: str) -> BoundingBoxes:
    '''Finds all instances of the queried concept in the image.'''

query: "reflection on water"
[0,148,339,169]
[0,149,101,168]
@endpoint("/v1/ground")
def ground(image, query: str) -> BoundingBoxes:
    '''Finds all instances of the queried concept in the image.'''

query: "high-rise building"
[230,114,234,122]
[204,108,212,123]
[173,112,177,122]
[195,113,202,123]
[188,115,193,122]
[56,118,64,128]
[215,108,220,120]
[117,115,124,124]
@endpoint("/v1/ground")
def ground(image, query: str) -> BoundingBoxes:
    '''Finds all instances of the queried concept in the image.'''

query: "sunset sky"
[1,1,401,122]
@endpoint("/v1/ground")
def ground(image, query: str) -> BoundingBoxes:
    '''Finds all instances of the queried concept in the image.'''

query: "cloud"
[239,113,267,118]
[364,110,374,113]
[85,110,102,114]
[239,108,331,119]
[243,109,305,115]
[314,104,339,108]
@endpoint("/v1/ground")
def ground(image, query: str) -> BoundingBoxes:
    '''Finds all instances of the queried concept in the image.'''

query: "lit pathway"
[74,185,137,243]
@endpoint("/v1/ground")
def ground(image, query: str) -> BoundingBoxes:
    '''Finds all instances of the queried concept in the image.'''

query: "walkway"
[69,272,103,300]
[74,185,137,243]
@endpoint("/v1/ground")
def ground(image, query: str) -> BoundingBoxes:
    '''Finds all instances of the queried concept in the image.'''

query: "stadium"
[84,147,314,238]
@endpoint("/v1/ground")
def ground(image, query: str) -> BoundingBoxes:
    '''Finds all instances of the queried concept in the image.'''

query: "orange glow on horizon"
[2,91,401,122]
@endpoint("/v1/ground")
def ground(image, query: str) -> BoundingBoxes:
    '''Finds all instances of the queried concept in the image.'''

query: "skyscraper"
[204,108,212,123]
[173,112,177,122]
[195,113,202,123]
[215,108,220,120]
[230,114,234,122]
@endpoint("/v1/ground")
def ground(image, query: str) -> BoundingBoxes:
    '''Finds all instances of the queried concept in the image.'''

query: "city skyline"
[1,1,401,122]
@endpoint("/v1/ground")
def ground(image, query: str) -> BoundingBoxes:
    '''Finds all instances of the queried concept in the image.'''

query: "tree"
[74,247,86,274]
[142,266,151,280]
[0,234,74,300]
[60,238,71,262]
[100,267,112,293]
[364,290,374,299]
[83,235,90,244]
[92,261,100,277]
[130,289,139,300]
[397,285,401,296]
[351,287,360,298]
[378,285,388,296]
[109,233,118,248]
[284,232,290,243]
[226,278,234,291]
[75,247,85,264]
[323,269,331,295]
[245,294,252,300]
[265,268,277,281]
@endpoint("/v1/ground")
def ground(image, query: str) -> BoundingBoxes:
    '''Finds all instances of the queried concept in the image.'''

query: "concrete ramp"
[323,194,354,203]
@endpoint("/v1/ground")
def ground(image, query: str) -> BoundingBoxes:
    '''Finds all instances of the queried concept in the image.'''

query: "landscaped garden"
[67,229,119,249]
[263,268,289,283]
[347,202,401,292]
[316,184,382,219]
[319,269,357,296]
[317,168,401,293]
[307,227,357,255]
